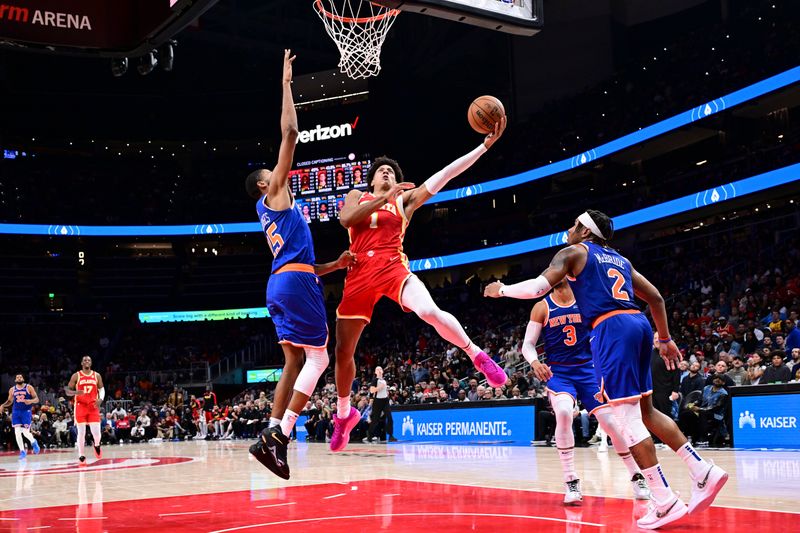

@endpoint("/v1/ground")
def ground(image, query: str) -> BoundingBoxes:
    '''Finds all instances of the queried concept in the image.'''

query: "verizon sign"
[297,116,359,144]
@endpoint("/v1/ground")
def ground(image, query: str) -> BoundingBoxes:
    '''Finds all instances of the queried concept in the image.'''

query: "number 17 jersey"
[567,241,639,328]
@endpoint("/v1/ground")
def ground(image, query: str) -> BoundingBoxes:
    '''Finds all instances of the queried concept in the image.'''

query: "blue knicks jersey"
[568,241,639,326]
[12,385,32,414]
[256,195,315,274]
[541,294,592,364]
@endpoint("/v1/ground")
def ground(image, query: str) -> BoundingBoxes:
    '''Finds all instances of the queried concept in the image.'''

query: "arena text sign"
[297,116,359,144]
[0,4,92,30]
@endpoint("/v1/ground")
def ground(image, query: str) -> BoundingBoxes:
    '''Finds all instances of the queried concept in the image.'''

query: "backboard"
[372,0,542,36]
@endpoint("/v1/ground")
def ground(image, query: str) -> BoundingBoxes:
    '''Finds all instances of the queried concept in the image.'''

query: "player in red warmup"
[66,355,105,466]
[329,117,508,452]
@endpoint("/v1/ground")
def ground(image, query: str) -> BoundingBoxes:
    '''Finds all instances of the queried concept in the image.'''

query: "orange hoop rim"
[314,0,400,24]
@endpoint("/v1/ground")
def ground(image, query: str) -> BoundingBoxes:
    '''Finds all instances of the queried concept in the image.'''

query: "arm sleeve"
[522,321,543,365]
[423,144,487,195]
[499,275,552,300]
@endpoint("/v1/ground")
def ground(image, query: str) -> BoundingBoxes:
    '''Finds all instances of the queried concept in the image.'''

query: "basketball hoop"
[313,0,400,79]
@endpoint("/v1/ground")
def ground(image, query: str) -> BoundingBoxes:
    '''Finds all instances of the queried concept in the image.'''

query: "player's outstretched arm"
[339,183,415,228]
[524,302,553,382]
[484,244,583,299]
[315,250,356,277]
[403,116,506,217]
[632,267,681,370]
[266,49,299,211]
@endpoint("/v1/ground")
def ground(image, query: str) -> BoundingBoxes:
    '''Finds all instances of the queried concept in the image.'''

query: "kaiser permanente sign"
[392,400,535,445]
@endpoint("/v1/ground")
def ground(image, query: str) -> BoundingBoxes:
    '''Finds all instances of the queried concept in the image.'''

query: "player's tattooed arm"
[484,245,584,299]
[632,267,681,370]
[315,250,356,276]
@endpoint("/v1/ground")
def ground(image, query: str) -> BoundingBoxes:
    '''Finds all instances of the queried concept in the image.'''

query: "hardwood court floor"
[0,440,797,532]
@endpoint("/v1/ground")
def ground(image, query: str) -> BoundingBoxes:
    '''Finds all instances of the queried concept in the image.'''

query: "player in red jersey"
[329,117,508,451]
[67,355,105,466]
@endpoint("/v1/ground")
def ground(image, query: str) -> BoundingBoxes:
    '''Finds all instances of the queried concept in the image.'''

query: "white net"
[313,0,400,79]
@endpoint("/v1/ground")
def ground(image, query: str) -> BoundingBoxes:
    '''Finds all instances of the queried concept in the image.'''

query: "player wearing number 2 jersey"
[523,281,649,504]
[244,50,353,480]
[67,356,104,466]
[485,209,727,530]
[329,116,509,453]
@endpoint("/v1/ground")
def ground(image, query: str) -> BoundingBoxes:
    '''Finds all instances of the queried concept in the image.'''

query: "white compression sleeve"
[522,320,542,364]
[423,144,487,195]
[294,347,329,396]
[98,387,105,401]
[499,275,552,299]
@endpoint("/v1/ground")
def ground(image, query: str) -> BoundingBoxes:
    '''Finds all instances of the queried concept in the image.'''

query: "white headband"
[578,212,606,240]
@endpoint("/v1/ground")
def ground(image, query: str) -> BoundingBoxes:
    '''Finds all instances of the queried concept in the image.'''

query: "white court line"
[255,502,296,509]
[159,510,211,517]
[383,476,800,515]
[27,527,52,530]
[0,517,20,521]
[207,512,605,533]
[57,517,107,521]
[321,493,346,499]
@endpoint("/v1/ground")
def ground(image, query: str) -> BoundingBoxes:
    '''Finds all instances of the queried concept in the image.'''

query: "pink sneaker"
[474,351,507,388]
[329,408,361,452]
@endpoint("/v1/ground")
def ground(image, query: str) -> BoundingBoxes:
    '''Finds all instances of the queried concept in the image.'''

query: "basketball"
[468,95,506,134]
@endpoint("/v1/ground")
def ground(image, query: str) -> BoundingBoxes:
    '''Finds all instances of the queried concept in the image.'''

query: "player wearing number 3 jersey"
[523,281,649,504]
[485,209,727,530]
[329,116,510,452]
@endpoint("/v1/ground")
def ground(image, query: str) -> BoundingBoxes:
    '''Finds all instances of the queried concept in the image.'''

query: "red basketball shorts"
[75,403,100,424]
[337,252,413,323]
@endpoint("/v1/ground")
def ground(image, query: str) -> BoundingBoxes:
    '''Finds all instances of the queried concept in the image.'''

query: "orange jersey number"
[562,325,577,346]
[607,268,630,301]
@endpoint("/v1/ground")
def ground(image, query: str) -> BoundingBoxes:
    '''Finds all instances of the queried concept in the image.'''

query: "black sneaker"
[249,427,290,480]
[388,436,398,442]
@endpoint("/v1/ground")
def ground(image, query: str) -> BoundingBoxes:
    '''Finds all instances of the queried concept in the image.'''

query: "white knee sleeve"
[401,276,471,348]
[294,347,329,396]
[595,407,630,454]
[611,401,651,447]
[551,393,576,448]
[89,423,101,444]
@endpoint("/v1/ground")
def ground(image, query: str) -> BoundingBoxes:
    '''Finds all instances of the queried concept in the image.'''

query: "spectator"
[785,320,800,352]
[466,380,480,401]
[762,351,792,384]
[726,356,750,386]
[705,361,735,390]
[680,362,705,397]
[679,374,729,446]
[651,334,680,419]
[130,420,146,443]
[53,415,69,447]
[787,348,800,374]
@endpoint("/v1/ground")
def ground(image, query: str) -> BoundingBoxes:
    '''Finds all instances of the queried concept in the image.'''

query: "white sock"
[14,427,26,451]
[280,409,299,438]
[337,396,351,418]
[676,442,712,479]
[558,447,577,482]
[641,464,675,503]
[618,451,640,478]
[269,417,281,428]
[77,424,86,458]
[20,427,37,447]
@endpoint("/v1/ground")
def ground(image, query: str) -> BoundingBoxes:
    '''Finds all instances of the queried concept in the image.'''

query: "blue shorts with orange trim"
[591,312,653,402]
[336,253,412,323]
[266,268,328,348]
[546,359,604,413]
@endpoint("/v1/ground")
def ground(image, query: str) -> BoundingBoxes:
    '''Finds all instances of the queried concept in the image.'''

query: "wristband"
[658,336,672,344]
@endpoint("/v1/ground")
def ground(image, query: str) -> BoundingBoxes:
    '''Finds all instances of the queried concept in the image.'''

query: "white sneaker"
[563,479,582,505]
[688,462,728,514]
[636,494,688,530]
[631,473,651,500]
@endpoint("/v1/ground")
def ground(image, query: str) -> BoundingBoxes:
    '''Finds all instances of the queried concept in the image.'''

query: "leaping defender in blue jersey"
[244,50,354,480]
[485,209,728,530]
[0,374,41,460]
[523,281,650,504]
